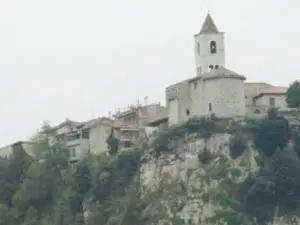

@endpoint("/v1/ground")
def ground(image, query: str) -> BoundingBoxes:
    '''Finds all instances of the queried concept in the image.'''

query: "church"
[166,13,289,125]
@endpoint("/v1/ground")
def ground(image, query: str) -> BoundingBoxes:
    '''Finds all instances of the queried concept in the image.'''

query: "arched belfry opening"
[210,41,217,54]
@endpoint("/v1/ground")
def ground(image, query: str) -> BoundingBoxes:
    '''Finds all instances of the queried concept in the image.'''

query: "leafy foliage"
[209,112,300,225]
[3,113,300,225]
[0,132,142,225]
[254,109,290,157]
[198,147,213,164]
[151,116,219,157]
[106,130,119,155]
[286,80,300,110]
[229,133,248,159]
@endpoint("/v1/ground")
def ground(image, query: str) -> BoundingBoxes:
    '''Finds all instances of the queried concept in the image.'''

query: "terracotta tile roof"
[253,86,287,99]
[260,87,287,94]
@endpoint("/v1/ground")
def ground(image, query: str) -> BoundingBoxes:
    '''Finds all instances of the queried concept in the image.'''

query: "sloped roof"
[254,87,287,99]
[201,66,246,81]
[46,119,80,132]
[265,87,287,94]
[80,117,114,130]
[199,13,219,34]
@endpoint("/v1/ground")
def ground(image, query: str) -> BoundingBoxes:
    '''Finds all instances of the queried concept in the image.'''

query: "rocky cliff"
[132,115,300,225]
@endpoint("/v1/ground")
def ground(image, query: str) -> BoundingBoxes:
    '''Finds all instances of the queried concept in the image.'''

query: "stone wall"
[140,132,298,225]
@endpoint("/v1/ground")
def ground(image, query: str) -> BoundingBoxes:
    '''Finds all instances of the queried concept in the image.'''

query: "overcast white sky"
[0,0,299,145]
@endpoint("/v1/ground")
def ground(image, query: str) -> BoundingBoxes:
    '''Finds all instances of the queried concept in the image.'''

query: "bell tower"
[194,13,225,75]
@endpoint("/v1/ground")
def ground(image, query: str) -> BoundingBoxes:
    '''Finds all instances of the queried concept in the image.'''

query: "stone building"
[113,103,167,149]
[166,13,246,125]
[38,117,114,163]
[166,13,290,126]
[245,83,289,117]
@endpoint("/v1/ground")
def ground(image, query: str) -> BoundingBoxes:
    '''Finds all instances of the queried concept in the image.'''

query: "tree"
[254,111,290,157]
[106,130,119,155]
[286,80,300,113]
[0,143,31,207]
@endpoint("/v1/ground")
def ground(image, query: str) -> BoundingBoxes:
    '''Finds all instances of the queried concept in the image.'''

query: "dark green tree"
[106,130,119,155]
[0,142,31,207]
[254,109,290,157]
[286,80,300,113]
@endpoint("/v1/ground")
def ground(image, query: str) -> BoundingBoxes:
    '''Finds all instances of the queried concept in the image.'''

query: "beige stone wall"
[189,79,204,118]
[168,99,179,125]
[89,124,111,154]
[244,83,274,105]
[166,80,190,125]
[202,78,246,118]
[0,145,13,158]
[254,94,288,110]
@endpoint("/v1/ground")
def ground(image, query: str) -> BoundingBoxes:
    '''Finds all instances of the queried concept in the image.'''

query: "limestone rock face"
[139,133,298,225]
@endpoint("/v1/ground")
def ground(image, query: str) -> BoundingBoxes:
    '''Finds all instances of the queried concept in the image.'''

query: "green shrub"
[183,116,216,137]
[292,129,300,158]
[106,132,119,155]
[198,148,213,165]
[254,155,264,167]
[254,115,290,157]
[229,134,248,159]
[151,126,185,156]
[151,117,218,157]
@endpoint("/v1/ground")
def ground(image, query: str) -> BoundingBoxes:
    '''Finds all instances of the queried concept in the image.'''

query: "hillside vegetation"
[1,108,300,225]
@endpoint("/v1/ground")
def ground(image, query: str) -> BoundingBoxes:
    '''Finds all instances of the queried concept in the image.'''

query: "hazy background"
[0,0,299,146]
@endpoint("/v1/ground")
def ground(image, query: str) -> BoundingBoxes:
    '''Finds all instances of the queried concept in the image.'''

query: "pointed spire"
[199,13,219,34]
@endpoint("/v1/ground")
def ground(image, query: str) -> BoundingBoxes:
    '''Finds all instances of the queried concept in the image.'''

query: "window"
[208,103,212,112]
[215,65,219,69]
[254,109,260,114]
[269,97,275,107]
[82,130,90,139]
[209,65,213,71]
[124,141,131,148]
[72,148,76,157]
[197,42,200,55]
[186,109,190,116]
[210,41,217,54]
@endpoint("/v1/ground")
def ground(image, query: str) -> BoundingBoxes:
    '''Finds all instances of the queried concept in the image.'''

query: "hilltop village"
[0,13,294,162]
